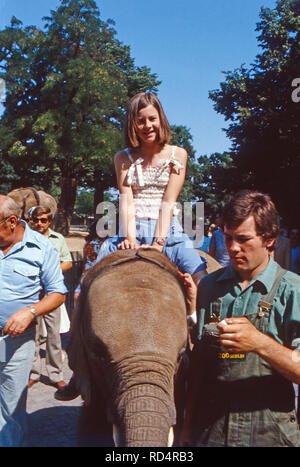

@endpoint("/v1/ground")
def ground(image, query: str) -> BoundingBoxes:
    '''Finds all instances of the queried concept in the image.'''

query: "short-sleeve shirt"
[0,222,68,328]
[47,228,72,263]
[196,257,300,350]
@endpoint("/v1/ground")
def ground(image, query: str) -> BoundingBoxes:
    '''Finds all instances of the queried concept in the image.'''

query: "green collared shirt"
[197,257,300,350]
[47,228,72,263]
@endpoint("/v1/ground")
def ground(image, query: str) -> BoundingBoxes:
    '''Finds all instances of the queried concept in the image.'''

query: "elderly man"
[0,195,67,446]
[181,190,300,447]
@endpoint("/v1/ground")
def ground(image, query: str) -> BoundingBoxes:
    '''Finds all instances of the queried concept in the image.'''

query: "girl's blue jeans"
[96,216,206,275]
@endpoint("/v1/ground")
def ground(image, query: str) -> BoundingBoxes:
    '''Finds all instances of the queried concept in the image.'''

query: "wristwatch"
[28,305,37,316]
[153,237,166,246]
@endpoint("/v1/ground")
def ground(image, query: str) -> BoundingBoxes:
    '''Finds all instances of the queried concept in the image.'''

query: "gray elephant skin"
[68,247,189,447]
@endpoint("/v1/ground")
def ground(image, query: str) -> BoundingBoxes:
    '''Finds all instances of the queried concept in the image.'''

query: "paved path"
[25,334,83,447]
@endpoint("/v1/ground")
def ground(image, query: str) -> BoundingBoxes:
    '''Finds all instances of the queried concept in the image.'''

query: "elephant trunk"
[112,356,177,447]
[117,384,174,447]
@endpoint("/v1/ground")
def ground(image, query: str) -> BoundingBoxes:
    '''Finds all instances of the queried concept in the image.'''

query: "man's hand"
[177,272,197,315]
[3,308,35,337]
[217,317,267,353]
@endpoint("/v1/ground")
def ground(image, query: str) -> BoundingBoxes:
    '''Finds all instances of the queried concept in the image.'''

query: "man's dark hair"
[31,206,53,222]
[222,190,279,251]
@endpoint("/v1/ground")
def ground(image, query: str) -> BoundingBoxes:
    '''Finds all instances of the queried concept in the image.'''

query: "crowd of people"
[0,92,299,447]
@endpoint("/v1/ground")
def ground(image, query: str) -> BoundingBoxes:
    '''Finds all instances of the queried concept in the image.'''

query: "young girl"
[96,92,207,285]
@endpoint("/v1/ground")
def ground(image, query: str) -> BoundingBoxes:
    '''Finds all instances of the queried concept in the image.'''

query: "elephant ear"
[37,190,57,217]
[7,187,40,219]
[67,291,93,404]
[196,250,222,274]
[7,187,57,220]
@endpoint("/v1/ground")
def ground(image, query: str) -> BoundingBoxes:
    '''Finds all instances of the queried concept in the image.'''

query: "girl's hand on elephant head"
[117,238,138,250]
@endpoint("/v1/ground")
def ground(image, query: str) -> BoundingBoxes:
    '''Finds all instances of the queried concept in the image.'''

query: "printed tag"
[218,351,246,361]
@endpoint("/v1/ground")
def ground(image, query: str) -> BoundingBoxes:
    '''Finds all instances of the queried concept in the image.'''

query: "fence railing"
[64,250,83,316]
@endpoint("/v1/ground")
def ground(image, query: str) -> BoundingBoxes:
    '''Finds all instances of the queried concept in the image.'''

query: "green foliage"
[74,189,94,217]
[209,0,300,227]
[170,124,234,219]
[0,0,160,233]
[170,124,198,204]
[195,152,235,217]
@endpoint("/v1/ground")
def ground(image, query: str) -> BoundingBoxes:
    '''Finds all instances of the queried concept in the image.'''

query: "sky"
[0,0,278,156]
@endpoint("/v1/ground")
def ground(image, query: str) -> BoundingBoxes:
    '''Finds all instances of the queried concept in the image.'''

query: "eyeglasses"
[32,217,49,224]
[0,216,9,225]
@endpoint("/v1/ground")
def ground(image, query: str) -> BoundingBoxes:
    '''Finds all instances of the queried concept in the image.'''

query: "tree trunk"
[53,176,78,235]
[94,178,104,216]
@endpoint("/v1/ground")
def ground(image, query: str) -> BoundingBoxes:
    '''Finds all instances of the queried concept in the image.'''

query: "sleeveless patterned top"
[125,146,184,219]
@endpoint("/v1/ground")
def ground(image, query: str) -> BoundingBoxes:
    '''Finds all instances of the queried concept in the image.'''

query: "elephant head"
[7,187,57,219]
[68,248,189,447]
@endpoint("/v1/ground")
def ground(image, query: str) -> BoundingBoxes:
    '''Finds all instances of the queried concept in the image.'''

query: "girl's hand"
[117,238,138,250]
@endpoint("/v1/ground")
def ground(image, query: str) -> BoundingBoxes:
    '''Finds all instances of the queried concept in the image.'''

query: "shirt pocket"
[8,264,40,291]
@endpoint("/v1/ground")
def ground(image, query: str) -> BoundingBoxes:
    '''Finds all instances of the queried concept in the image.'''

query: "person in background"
[295,251,300,276]
[28,206,72,392]
[82,220,111,271]
[195,223,211,253]
[209,212,231,267]
[290,229,300,274]
[0,196,66,446]
[273,225,291,270]
[208,224,215,237]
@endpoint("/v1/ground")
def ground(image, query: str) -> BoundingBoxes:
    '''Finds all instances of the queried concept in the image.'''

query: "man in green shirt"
[181,190,300,447]
[28,207,72,391]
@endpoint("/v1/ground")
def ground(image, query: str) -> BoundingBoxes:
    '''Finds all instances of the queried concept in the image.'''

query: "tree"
[0,0,160,234]
[74,189,94,219]
[195,152,235,219]
[170,125,198,205]
[209,0,300,228]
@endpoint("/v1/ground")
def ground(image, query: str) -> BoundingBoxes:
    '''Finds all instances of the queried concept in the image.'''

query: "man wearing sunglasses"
[28,206,72,393]
[0,195,67,446]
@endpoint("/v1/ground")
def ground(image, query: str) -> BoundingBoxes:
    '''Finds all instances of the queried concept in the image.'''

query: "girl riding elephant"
[96,92,207,286]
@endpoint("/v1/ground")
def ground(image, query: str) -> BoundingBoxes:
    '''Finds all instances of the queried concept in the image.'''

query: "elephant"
[68,247,192,447]
[68,247,221,447]
[7,187,57,219]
